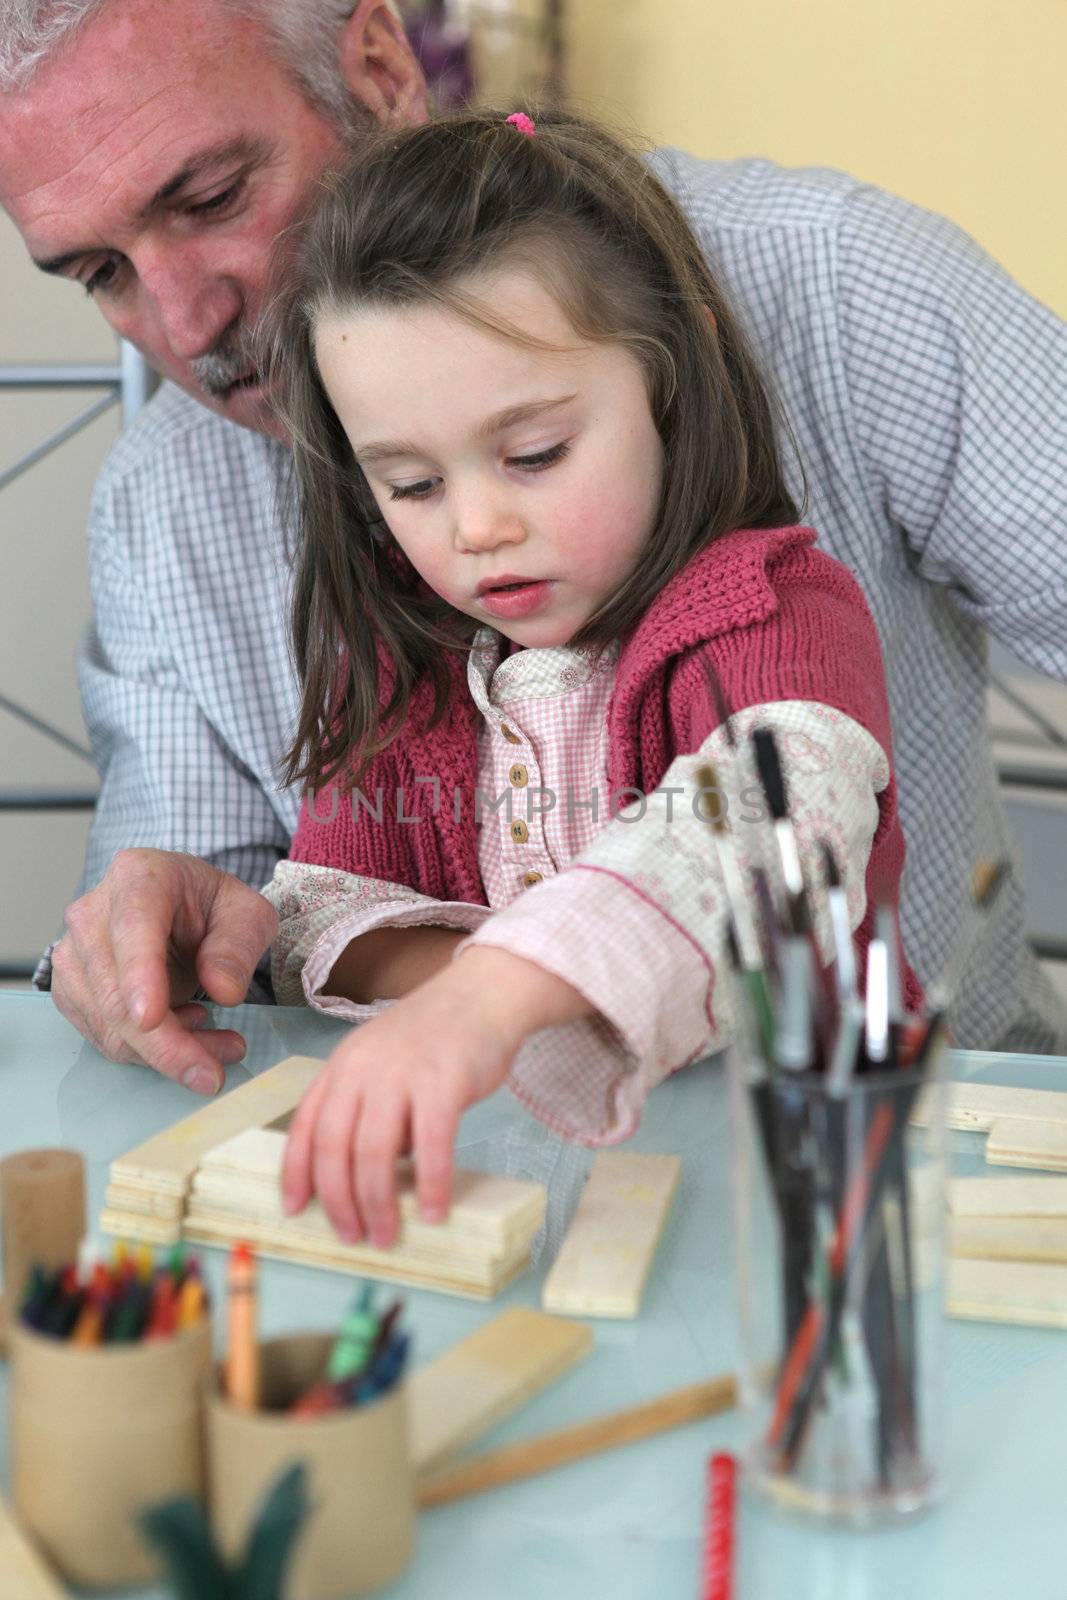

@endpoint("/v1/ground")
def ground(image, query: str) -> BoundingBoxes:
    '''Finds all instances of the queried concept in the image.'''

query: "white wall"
[0,209,120,973]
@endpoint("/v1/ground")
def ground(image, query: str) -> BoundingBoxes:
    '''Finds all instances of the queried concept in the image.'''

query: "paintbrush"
[694,761,776,1061]
[752,727,810,934]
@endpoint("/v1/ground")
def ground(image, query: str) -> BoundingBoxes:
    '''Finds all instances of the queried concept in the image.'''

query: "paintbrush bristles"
[753,729,788,822]
[694,763,727,828]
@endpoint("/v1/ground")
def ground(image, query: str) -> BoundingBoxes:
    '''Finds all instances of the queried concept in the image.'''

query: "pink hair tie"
[505,112,536,138]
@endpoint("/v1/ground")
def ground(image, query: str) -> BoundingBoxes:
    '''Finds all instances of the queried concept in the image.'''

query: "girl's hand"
[281,946,593,1246]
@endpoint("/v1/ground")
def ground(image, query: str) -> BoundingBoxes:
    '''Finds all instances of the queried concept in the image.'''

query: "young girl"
[263,107,919,1250]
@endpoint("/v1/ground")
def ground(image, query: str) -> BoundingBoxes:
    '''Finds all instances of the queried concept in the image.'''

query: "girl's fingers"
[282,1069,332,1215]
[356,1092,411,1249]
[312,1074,366,1241]
[412,1092,460,1226]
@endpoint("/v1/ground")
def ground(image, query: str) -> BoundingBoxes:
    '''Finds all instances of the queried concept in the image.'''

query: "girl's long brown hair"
[266,105,800,792]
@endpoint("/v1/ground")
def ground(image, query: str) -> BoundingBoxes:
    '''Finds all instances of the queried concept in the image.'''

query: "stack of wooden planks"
[100,1057,546,1300]
[909,1079,1067,1327]
[183,1128,546,1299]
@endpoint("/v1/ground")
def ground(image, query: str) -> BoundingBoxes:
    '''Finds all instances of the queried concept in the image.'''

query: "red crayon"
[701,1452,737,1600]
[146,1272,178,1339]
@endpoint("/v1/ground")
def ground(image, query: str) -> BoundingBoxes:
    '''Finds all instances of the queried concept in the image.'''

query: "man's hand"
[51,849,278,1094]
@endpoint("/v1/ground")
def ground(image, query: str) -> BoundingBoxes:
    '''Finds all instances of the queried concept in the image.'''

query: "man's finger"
[106,857,183,1030]
[119,1011,229,1094]
[196,885,278,1006]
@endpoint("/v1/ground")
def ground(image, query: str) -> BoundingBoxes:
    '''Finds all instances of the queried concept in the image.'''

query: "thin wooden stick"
[417,1373,738,1508]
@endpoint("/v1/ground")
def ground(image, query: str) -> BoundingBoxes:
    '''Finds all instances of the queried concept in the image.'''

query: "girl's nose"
[452,496,527,554]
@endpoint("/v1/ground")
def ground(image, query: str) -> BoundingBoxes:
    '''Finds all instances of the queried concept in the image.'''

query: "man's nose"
[136,243,244,362]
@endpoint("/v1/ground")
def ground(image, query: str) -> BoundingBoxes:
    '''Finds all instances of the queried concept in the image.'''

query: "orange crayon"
[225,1241,259,1410]
[176,1268,207,1330]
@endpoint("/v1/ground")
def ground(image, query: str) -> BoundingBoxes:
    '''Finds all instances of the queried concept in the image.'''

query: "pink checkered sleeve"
[460,701,888,1142]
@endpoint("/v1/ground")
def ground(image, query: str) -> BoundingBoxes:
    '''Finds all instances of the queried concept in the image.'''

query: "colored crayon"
[225,1242,260,1410]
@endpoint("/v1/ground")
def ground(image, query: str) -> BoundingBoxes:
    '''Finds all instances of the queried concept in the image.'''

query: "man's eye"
[388,478,439,502]
[189,180,244,217]
[83,258,122,297]
[507,441,571,471]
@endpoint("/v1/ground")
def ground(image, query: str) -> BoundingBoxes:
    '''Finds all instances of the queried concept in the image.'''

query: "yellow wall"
[565,0,1067,318]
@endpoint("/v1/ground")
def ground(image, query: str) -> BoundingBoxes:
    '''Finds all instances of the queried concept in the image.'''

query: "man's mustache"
[190,334,258,397]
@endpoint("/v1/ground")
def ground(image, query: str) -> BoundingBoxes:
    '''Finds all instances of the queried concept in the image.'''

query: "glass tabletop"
[1,993,1064,1599]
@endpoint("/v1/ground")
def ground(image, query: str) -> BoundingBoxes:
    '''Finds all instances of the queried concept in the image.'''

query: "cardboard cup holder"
[205,1331,415,1599]
[8,1319,211,1588]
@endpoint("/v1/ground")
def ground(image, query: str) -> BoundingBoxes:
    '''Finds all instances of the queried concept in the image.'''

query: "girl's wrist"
[448,944,595,1049]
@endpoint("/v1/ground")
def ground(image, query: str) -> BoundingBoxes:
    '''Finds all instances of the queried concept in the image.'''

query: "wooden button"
[500,724,522,744]
[510,819,529,844]
[509,763,529,787]
[522,870,544,887]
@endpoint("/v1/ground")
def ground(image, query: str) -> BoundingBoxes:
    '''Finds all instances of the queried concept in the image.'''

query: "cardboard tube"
[0,1149,86,1313]
[206,1333,414,1598]
[9,1321,211,1587]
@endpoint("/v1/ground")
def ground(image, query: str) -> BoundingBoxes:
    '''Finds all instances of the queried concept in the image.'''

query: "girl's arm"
[280,700,891,1244]
[262,860,493,1010]
[326,923,468,1003]
[281,944,593,1246]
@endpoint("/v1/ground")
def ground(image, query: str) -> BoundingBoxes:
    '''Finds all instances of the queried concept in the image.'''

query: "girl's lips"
[477,580,554,619]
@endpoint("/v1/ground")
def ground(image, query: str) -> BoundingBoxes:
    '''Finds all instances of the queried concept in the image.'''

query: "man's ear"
[338,0,429,128]
[704,306,718,336]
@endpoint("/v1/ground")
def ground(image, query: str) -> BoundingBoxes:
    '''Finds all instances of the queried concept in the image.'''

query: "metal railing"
[1,342,155,976]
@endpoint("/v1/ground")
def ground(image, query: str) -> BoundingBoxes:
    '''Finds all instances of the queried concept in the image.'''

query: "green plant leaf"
[139,1496,235,1600]
[237,1461,312,1600]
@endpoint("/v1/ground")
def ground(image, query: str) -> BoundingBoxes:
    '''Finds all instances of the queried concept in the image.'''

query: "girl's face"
[314,265,666,647]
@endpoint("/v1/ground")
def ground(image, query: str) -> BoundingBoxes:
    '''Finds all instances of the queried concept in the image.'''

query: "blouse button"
[500,724,522,744]
[509,762,529,787]
[522,870,544,887]
[510,819,530,844]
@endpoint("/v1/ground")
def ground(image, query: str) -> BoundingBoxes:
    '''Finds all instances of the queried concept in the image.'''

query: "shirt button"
[500,724,522,744]
[522,870,544,887]
[510,819,529,844]
[509,763,529,787]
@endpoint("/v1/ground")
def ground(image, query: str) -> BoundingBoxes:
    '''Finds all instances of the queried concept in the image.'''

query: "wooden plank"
[183,1215,531,1300]
[948,1258,1067,1327]
[417,1374,738,1508]
[949,1176,1067,1217]
[104,1182,185,1220]
[0,1492,66,1599]
[541,1152,681,1319]
[110,1055,323,1195]
[986,1117,1067,1172]
[912,1080,1067,1134]
[409,1308,594,1477]
[951,1215,1067,1263]
[99,1208,182,1245]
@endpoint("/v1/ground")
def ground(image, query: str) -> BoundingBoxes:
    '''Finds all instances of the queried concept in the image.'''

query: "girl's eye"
[507,441,571,472]
[388,477,439,502]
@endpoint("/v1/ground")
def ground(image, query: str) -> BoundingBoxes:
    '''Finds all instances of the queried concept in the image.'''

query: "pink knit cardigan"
[289,525,922,1008]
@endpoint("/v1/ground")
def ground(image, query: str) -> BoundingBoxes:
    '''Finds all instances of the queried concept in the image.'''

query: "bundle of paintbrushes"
[698,709,1004,1516]
[18,1240,209,1344]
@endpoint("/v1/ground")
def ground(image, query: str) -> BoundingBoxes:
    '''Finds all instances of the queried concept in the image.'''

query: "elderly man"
[1,0,1065,1095]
